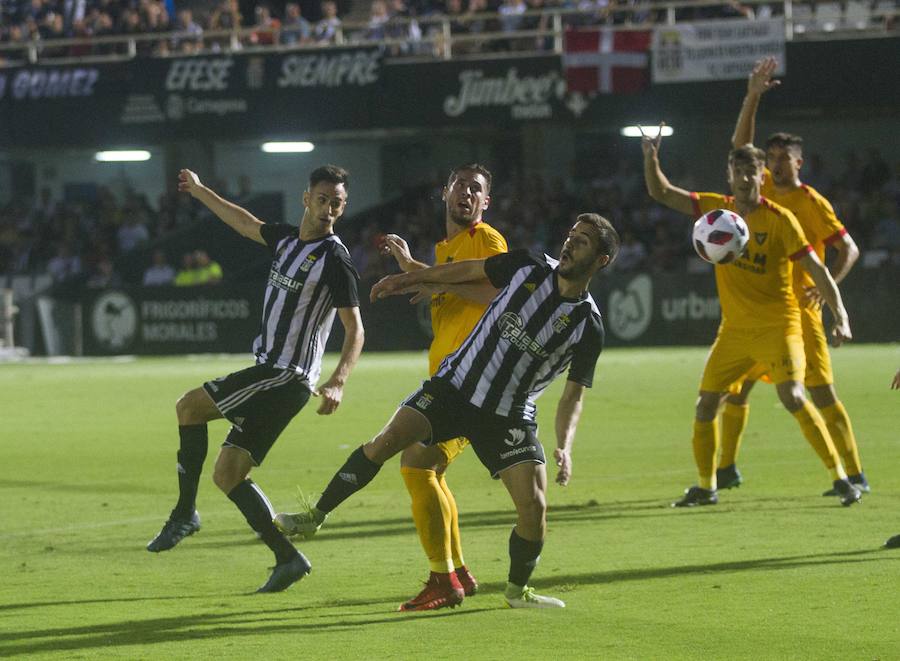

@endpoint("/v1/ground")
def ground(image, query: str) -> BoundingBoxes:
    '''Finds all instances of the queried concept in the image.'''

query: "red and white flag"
[564,28,651,94]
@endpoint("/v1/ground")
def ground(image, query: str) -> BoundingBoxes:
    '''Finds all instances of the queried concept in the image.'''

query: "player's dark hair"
[309,165,349,190]
[765,132,803,155]
[448,163,492,193]
[729,144,766,170]
[576,213,619,268]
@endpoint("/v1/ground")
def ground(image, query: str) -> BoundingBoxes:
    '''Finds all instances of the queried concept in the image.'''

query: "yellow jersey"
[692,192,811,333]
[428,222,508,374]
[762,171,846,302]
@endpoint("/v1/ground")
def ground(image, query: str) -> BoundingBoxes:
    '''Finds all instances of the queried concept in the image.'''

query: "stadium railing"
[0,0,897,67]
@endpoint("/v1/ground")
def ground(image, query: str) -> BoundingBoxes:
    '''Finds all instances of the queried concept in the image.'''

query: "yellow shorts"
[435,437,469,464]
[702,326,806,393]
[725,306,833,392]
[799,304,834,387]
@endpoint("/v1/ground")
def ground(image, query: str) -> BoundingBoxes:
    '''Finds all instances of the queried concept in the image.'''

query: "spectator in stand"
[613,230,647,271]
[172,8,203,53]
[280,2,311,45]
[143,249,176,286]
[314,0,341,44]
[208,0,242,51]
[193,249,223,285]
[86,257,122,289]
[117,214,150,254]
[498,0,526,34]
[47,242,83,282]
[251,4,280,45]
[174,251,199,287]
[365,0,390,40]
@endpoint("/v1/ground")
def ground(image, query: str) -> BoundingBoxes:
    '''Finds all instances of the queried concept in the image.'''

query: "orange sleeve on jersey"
[690,192,701,217]
[823,227,848,245]
[789,245,814,261]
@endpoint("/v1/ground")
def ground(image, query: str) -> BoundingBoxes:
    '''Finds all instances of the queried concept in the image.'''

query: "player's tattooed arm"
[178,169,265,244]
[640,124,695,216]
[732,56,780,149]
[403,280,499,305]
[554,380,586,487]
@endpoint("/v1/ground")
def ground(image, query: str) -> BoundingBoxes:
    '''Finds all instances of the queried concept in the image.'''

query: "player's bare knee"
[695,393,720,421]
[776,383,806,412]
[809,384,837,409]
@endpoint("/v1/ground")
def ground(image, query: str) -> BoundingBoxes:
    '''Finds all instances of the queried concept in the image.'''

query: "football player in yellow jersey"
[379,164,508,610]
[718,56,868,497]
[641,130,861,507]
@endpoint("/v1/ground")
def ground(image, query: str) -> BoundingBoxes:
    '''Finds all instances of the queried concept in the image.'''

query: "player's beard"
[448,207,478,227]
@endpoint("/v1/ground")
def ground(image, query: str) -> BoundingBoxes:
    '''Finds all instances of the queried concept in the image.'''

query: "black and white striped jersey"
[434,250,604,421]
[252,223,359,385]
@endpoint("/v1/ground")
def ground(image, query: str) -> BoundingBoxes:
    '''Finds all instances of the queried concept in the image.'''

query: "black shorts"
[402,378,545,479]
[203,364,311,466]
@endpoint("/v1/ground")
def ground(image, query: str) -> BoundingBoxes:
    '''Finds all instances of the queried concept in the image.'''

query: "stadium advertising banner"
[651,19,786,84]
[592,266,900,347]
[384,56,595,126]
[0,46,383,146]
[82,285,260,356]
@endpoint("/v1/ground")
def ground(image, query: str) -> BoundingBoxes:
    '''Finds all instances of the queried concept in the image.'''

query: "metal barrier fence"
[0,0,897,67]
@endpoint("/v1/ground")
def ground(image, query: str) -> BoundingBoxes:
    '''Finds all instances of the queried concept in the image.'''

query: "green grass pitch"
[2,345,899,660]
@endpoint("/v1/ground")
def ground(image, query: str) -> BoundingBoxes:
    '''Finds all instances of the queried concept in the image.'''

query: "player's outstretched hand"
[554,448,571,486]
[177,169,203,196]
[639,122,665,159]
[891,368,900,390]
[313,378,344,415]
[748,56,780,96]
[397,281,444,304]
[370,273,409,302]
[829,317,852,347]
[381,234,414,269]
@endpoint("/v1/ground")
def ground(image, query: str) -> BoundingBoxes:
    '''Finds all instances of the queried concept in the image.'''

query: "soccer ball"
[692,209,748,264]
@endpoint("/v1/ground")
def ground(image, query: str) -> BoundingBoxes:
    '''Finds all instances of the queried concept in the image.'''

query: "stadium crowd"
[0,0,777,60]
[1,147,897,286]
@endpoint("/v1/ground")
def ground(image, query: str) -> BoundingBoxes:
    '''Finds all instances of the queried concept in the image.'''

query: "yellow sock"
[693,419,718,490]
[719,402,749,468]
[437,473,465,569]
[792,401,846,481]
[819,401,863,476]
[401,467,453,573]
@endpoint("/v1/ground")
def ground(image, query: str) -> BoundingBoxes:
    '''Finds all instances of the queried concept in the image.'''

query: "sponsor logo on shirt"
[269,268,303,293]
[499,312,549,358]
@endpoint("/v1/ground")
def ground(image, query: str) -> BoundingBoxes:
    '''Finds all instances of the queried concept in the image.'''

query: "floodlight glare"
[261,142,315,153]
[95,150,152,162]
[620,125,674,138]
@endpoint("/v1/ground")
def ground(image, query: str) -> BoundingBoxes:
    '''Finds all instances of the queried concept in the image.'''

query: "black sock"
[316,446,382,514]
[172,424,208,519]
[228,479,298,565]
[508,529,544,587]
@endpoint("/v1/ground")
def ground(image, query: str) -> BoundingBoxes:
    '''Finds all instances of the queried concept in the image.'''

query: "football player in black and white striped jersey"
[275,213,618,609]
[146,165,364,595]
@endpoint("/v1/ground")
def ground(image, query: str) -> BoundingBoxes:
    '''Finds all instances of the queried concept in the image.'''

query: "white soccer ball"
[692,209,749,264]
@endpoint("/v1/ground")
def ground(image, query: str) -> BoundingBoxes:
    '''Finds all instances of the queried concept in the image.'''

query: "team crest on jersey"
[524,283,536,292]
[553,314,570,333]
[416,393,434,410]
[299,254,319,273]
[754,232,768,245]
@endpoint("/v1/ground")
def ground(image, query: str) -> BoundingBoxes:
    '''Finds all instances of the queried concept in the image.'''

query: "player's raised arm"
[553,380,586,486]
[640,124,695,216]
[381,233,429,272]
[370,258,488,302]
[798,251,851,346]
[178,169,265,245]
[732,56,780,149]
